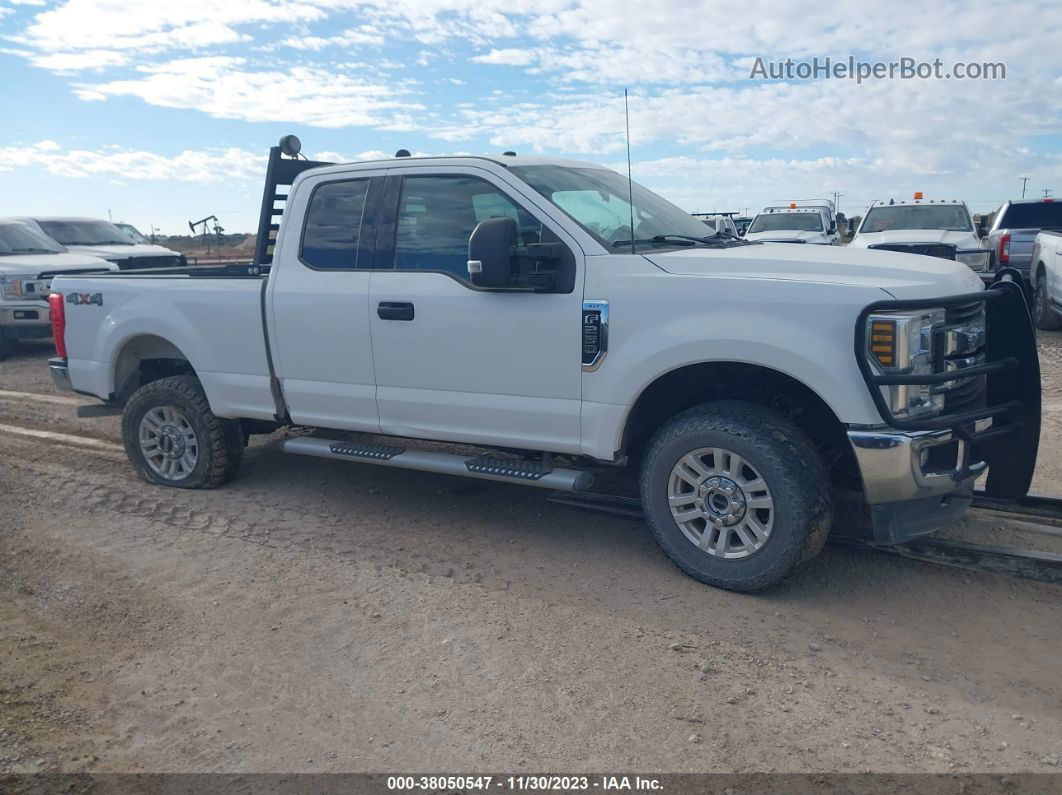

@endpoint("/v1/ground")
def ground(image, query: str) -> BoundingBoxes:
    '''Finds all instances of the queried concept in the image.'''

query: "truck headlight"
[866,308,946,418]
[0,276,28,300]
[955,250,990,272]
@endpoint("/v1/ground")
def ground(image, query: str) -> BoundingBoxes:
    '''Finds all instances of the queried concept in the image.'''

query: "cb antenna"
[624,88,636,255]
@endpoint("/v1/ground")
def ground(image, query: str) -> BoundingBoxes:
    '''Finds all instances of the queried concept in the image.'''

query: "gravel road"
[1,336,1061,774]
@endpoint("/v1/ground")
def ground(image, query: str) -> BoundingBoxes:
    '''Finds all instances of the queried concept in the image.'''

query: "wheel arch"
[620,360,860,489]
[111,333,197,402]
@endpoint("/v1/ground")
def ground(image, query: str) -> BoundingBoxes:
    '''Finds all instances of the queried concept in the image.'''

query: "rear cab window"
[999,203,1062,229]
[300,179,370,269]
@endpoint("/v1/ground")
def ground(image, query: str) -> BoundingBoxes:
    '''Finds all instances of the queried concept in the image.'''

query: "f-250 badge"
[67,292,103,306]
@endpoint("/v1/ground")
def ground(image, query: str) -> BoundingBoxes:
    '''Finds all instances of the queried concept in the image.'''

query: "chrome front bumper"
[847,423,988,506]
[49,357,73,392]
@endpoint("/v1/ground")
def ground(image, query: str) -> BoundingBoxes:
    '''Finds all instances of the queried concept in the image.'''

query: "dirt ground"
[1,333,1061,775]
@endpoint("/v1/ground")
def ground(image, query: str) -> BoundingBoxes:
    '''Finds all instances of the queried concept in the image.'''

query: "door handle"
[377,301,415,321]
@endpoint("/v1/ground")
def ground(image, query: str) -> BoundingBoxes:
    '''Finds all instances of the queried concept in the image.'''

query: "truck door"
[267,169,385,431]
[368,168,585,455]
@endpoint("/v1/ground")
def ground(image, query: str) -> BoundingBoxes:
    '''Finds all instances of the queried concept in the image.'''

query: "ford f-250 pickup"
[46,137,1042,592]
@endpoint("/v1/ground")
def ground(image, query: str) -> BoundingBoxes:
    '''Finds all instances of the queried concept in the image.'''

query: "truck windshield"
[510,165,720,250]
[37,220,133,246]
[861,205,972,233]
[0,222,65,255]
[116,223,150,244]
[998,202,1062,229]
[747,214,824,233]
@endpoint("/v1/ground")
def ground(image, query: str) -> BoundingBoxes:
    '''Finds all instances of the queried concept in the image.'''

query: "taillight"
[48,292,67,358]
[998,233,1011,265]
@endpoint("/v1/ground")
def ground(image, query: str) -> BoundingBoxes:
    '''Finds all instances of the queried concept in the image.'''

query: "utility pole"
[1019,177,1029,199]
[832,191,843,212]
[1044,188,1053,198]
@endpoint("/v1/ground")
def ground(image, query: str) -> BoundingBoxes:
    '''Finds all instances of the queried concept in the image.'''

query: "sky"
[0,0,1060,235]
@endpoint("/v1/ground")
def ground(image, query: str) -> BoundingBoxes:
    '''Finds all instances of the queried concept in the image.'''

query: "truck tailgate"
[52,273,277,420]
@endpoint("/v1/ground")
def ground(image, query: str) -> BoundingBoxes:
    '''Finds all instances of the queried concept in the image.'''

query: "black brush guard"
[854,280,1041,499]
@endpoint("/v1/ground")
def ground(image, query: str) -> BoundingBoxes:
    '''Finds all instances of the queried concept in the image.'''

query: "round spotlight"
[279,134,302,157]
[395,149,411,158]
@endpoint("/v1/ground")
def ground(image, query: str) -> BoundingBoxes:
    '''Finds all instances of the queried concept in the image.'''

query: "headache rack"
[854,280,1041,498]
[253,144,334,266]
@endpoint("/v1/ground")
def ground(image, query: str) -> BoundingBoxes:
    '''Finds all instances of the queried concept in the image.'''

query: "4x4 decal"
[66,292,103,306]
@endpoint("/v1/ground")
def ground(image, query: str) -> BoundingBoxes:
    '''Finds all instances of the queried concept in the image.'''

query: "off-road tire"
[1033,275,1061,331]
[121,375,243,489]
[640,400,832,592]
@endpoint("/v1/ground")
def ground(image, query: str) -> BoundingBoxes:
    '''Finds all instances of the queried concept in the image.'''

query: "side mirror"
[829,223,837,235]
[976,222,987,237]
[468,217,517,288]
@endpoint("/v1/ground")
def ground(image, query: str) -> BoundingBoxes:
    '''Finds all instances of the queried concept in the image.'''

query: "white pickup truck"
[1029,229,1062,330]
[46,139,1042,591]
[743,207,839,245]
[0,219,117,359]
[849,197,992,281]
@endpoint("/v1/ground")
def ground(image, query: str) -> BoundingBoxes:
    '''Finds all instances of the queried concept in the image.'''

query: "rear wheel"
[121,375,243,489]
[640,400,832,592]
[1033,274,1061,330]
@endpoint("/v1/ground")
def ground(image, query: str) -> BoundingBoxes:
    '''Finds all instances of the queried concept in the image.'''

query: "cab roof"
[871,199,967,207]
[306,154,610,176]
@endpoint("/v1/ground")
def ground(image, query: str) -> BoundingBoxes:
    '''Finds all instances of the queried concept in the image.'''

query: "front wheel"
[1033,278,1061,330]
[640,401,832,592]
[121,375,243,489]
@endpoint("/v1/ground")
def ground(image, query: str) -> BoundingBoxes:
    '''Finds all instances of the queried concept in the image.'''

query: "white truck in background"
[743,206,839,245]
[45,137,1042,592]
[849,196,992,281]
[1029,229,1062,330]
[18,217,187,270]
[0,219,117,359]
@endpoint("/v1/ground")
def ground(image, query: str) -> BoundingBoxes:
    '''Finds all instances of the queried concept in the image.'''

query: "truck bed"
[51,269,278,420]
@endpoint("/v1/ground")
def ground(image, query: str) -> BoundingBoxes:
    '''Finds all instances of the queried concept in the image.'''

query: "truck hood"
[850,229,983,250]
[63,243,181,259]
[743,230,829,244]
[644,241,985,299]
[0,252,117,276]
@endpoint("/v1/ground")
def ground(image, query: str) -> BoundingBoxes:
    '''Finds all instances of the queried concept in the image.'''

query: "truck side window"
[394,175,542,278]
[300,179,370,269]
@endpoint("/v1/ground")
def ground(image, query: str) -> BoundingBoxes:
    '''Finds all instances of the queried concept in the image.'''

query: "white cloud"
[72,56,424,127]
[0,141,265,184]
[472,48,537,66]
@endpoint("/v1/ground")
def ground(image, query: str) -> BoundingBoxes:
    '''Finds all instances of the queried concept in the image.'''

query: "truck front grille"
[869,243,957,260]
[117,255,184,270]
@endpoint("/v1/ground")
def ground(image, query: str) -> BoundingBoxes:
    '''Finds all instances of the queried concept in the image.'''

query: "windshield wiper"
[612,234,733,248]
[11,247,58,254]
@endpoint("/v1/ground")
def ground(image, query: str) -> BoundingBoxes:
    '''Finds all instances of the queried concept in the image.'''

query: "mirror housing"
[976,221,988,237]
[468,217,517,288]
[828,223,837,235]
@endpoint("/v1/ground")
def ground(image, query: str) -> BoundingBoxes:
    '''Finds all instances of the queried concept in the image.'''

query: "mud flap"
[973,280,1041,499]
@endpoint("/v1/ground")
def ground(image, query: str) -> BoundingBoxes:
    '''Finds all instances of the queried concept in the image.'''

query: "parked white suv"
[0,219,116,358]
[849,197,991,281]
[19,217,186,270]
